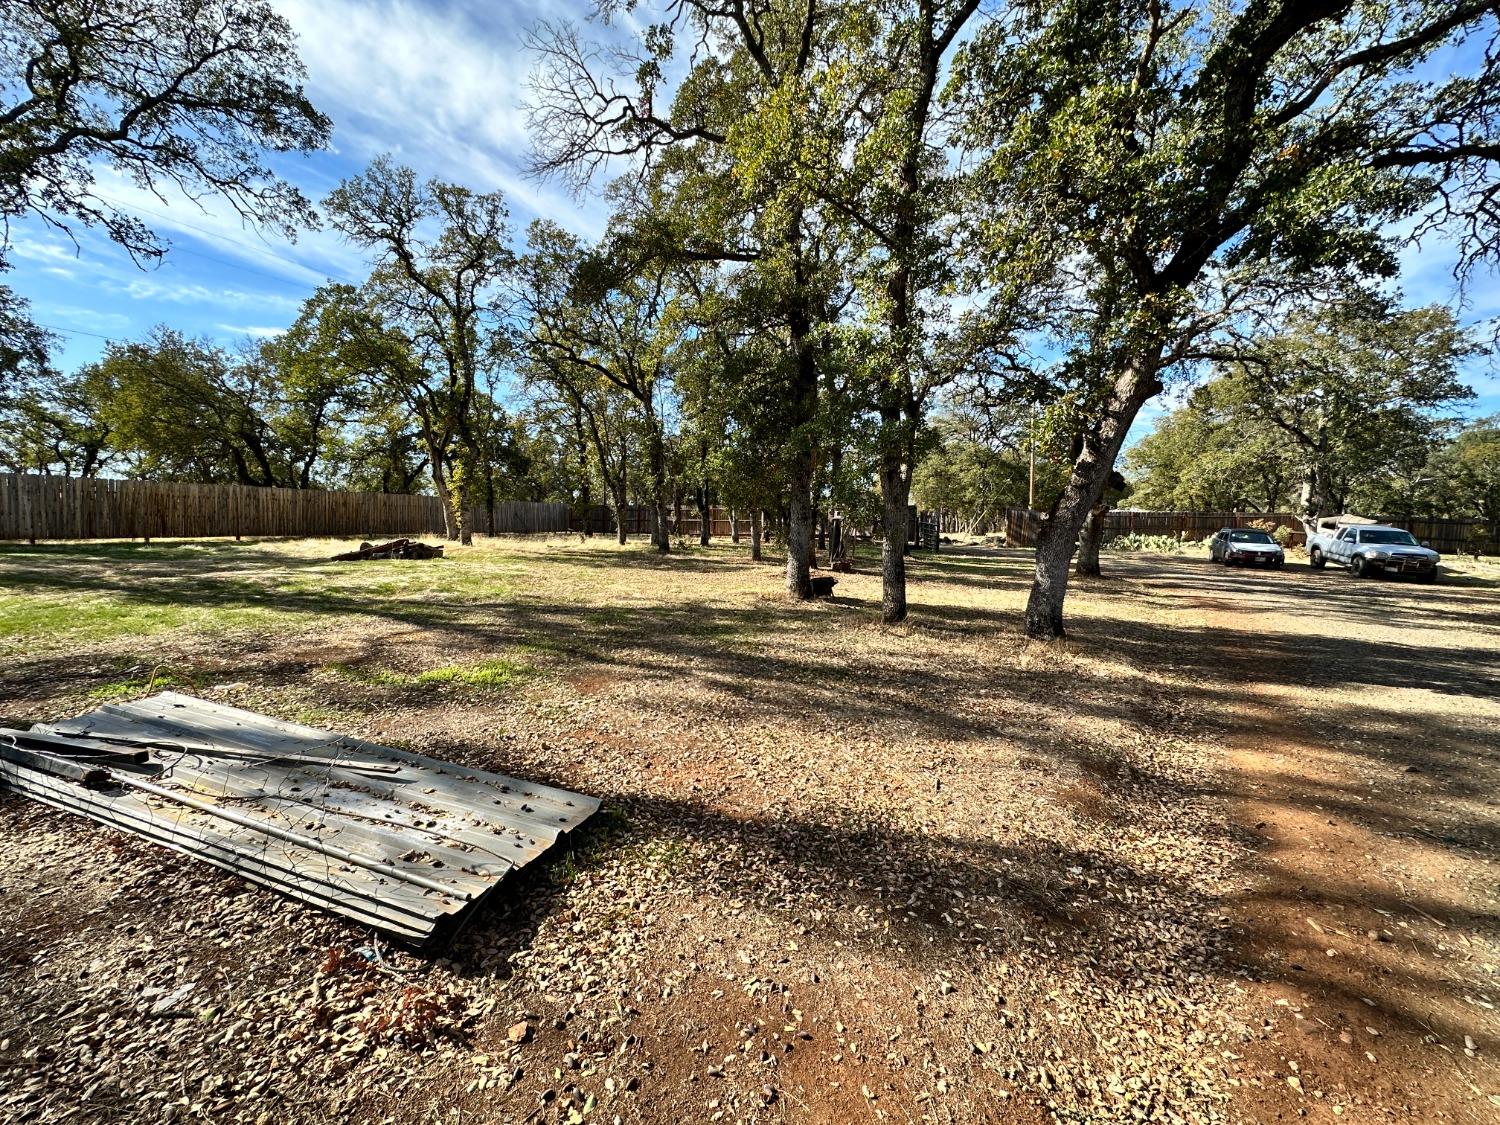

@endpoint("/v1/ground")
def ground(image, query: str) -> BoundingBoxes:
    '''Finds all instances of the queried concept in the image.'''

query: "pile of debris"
[0,693,598,944]
[332,538,444,561]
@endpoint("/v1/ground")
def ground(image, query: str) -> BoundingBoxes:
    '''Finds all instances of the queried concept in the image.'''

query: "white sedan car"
[1209,527,1286,568]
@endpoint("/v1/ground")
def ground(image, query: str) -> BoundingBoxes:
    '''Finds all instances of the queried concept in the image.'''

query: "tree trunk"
[447,451,474,546]
[617,433,630,544]
[430,454,459,542]
[573,413,591,537]
[786,477,815,599]
[730,508,740,543]
[1076,506,1105,577]
[880,453,911,624]
[697,487,710,546]
[1024,353,1162,638]
[751,509,763,561]
[778,202,820,600]
[611,480,629,545]
[484,464,497,538]
[647,423,670,553]
[1299,466,1323,520]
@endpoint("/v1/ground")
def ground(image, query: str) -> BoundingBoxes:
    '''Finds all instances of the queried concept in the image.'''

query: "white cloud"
[215,323,288,339]
[276,0,532,160]
[273,0,609,239]
[9,235,79,265]
[87,166,367,289]
[114,277,301,313]
[38,304,131,333]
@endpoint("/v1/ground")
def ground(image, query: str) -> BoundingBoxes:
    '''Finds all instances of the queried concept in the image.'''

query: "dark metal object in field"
[331,538,445,561]
[810,575,838,598]
[0,693,599,944]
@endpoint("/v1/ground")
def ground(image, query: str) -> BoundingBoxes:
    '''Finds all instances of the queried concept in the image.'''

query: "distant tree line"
[920,294,1497,528]
[3,1,1500,636]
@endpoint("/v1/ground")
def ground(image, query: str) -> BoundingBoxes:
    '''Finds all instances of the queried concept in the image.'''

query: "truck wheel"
[1351,555,1372,578]
[1310,548,1326,569]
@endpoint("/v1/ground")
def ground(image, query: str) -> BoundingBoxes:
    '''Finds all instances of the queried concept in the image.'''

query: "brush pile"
[332,538,445,561]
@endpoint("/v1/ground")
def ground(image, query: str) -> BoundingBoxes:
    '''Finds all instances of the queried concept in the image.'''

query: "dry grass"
[1,535,1497,1124]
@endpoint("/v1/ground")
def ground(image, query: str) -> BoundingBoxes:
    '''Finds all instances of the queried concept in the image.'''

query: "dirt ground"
[0,536,1496,1125]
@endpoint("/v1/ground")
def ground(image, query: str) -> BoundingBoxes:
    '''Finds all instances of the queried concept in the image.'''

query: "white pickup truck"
[1306,519,1440,582]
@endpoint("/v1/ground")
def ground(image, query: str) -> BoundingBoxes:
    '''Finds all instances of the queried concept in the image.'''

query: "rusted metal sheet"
[0,692,599,944]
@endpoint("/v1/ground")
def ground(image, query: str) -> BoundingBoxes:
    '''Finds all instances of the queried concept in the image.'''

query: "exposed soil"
[0,538,1496,1125]
[1188,560,1500,1123]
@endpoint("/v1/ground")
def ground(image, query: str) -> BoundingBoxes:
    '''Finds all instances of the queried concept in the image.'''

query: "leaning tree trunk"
[1025,353,1162,638]
[430,452,460,542]
[880,451,912,624]
[1075,505,1106,578]
[751,509,763,561]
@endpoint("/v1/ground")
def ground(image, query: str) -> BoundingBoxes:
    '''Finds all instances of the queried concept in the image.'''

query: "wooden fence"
[576,503,912,545]
[1003,507,1499,556]
[0,473,570,541]
[573,504,759,540]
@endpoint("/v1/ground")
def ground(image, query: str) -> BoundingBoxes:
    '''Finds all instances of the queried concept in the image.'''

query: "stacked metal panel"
[0,692,599,943]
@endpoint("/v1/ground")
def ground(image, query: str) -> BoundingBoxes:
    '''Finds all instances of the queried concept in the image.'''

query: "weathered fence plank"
[0,474,571,542]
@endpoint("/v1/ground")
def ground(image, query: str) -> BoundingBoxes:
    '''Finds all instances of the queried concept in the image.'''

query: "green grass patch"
[0,539,531,652]
[411,658,529,688]
[331,657,533,692]
[87,667,189,701]
[290,704,351,728]
[0,591,289,647]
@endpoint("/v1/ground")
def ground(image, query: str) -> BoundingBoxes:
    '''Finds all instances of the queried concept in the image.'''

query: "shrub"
[1105,533,1188,554]
[1463,525,1494,558]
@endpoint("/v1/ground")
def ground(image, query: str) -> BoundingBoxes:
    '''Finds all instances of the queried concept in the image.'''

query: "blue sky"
[9,0,615,371]
[6,0,1499,435]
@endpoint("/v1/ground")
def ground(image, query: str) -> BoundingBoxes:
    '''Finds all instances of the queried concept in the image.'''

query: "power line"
[165,244,339,290]
[34,321,115,341]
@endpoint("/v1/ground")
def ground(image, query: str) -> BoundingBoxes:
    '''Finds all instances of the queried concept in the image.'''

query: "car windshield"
[1360,529,1419,546]
[1228,530,1275,543]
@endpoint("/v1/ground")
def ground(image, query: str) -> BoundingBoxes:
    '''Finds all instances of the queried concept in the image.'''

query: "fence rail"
[0,474,570,542]
[1003,507,1498,556]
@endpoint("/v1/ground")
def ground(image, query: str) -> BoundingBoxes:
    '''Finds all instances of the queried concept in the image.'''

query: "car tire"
[1352,554,1373,578]
[1310,548,1326,569]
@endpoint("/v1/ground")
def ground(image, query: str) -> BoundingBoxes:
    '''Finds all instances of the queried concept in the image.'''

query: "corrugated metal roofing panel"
[2,693,599,944]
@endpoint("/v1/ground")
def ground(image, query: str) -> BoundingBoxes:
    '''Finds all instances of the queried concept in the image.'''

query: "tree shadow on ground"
[5,538,1499,1085]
